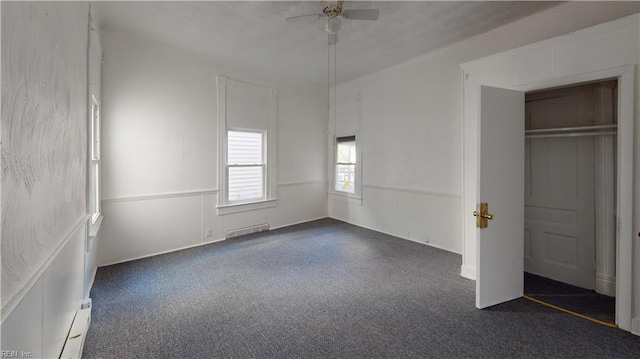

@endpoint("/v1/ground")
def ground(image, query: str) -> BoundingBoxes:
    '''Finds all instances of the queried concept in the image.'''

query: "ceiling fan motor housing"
[323,3,342,18]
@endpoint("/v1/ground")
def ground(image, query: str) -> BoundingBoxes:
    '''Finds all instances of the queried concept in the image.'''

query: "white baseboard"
[632,317,640,336]
[60,308,91,359]
[100,217,330,267]
[327,217,460,256]
[460,264,476,280]
[99,237,226,267]
[595,272,616,297]
[269,216,329,230]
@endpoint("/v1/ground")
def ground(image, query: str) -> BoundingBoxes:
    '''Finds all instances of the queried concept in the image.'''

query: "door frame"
[512,65,634,331]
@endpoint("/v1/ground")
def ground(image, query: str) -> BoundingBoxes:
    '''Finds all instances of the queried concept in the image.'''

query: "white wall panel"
[203,193,226,241]
[1,277,44,358]
[514,47,554,85]
[100,182,329,265]
[223,208,270,233]
[99,196,202,265]
[603,27,627,68]
[1,224,87,358]
[271,183,327,229]
[330,186,462,254]
[42,230,85,358]
[567,33,607,76]
[626,26,640,64]
[84,231,99,300]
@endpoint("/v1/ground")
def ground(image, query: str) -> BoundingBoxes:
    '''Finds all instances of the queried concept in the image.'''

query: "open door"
[476,86,525,309]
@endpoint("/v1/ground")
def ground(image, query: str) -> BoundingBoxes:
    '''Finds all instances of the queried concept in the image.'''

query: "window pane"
[90,162,99,220]
[337,141,356,164]
[335,164,355,193]
[228,131,263,165]
[228,166,264,201]
[91,103,99,160]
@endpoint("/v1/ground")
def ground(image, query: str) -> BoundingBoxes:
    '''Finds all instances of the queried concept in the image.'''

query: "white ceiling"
[94,1,562,85]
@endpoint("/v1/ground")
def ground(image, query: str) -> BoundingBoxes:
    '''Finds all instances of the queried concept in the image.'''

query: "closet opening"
[523,79,618,325]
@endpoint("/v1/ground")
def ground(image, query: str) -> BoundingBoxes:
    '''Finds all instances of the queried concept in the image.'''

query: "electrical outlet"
[423,234,430,243]
[206,228,213,238]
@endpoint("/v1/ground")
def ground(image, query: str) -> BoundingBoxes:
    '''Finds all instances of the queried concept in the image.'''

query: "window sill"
[328,192,363,205]
[217,198,278,215]
[89,213,103,238]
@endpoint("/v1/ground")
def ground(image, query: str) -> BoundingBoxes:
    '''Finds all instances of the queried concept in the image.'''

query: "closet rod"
[525,124,617,134]
[526,131,617,139]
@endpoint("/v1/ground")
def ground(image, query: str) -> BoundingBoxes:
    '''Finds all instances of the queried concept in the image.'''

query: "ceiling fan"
[286,1,380,44]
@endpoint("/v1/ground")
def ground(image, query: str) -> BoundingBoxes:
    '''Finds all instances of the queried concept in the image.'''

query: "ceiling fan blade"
[341,8,379,20]
[328,33,338,45]
[286,14,324,23]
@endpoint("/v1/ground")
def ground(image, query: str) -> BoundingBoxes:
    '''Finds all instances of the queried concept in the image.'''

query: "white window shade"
[228,131,263,164]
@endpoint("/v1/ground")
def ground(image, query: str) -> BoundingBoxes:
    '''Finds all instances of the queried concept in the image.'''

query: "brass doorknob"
[473,203,494,228]
[473,211,494,220]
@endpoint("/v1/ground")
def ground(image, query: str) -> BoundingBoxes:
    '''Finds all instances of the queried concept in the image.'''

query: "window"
[89,94,102,234]
[335,136,356,193]
[226,130,265,203]
[216,76,278,214]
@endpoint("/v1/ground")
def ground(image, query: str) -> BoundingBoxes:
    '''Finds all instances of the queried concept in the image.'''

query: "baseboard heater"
[225,223,269,239]
[59,307,91,359]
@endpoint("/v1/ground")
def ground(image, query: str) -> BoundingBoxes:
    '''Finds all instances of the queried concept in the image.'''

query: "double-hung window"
[217,76,277,214]
[226,130,266,203]
[89,95,102,235]
[335,136,356,193]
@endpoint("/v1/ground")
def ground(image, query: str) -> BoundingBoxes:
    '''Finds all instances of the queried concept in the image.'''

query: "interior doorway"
[523,80,617,324]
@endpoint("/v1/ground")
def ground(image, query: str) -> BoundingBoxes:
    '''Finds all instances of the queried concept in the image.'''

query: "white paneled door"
[476,86,525,309]
[525,136,595,289]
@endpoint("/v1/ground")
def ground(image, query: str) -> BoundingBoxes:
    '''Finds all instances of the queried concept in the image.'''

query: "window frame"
[216,76,278,215]
[225,128,267,204]
[334,136,356,194]
[329,134,362,204]
[89,94,103,236]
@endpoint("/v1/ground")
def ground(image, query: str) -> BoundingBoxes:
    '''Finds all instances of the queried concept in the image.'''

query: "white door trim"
[513,64,634,332]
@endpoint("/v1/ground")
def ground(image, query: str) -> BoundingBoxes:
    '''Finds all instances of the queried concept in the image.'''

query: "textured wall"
[1,2,88,313]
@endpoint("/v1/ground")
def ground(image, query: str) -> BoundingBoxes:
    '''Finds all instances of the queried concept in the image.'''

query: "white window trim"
[330,134,362,201]
[329,90,363,202]
[216,76,278,215]
[333,136,357,194]
[217,198,278,215]
[89,94,103,236]
[225,128,267,205]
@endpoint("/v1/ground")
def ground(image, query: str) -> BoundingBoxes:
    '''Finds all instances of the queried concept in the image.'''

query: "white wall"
[1,2,90,357]
[328,40,465,253]
[98,28,328,266]
[329,2,639,257]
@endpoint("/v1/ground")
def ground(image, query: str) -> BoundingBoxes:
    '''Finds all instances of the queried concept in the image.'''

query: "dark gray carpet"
[524,272,616,324]
[83,219,640,358]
